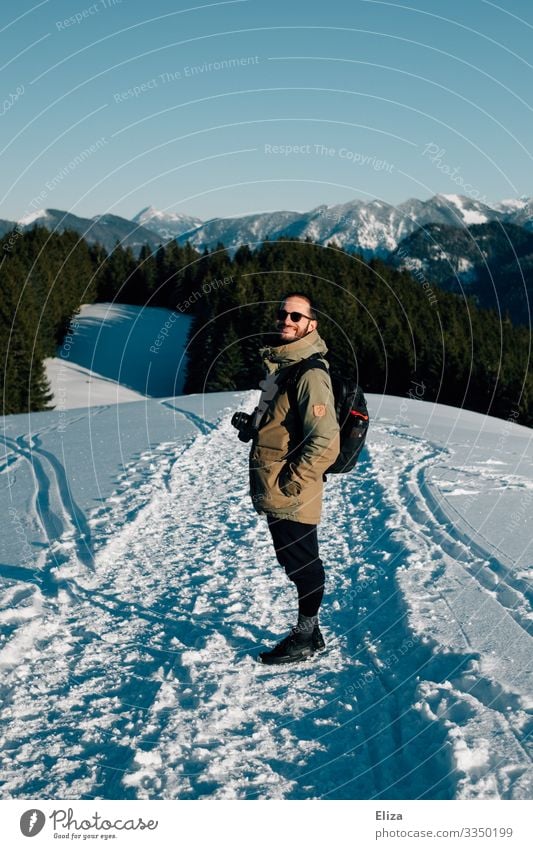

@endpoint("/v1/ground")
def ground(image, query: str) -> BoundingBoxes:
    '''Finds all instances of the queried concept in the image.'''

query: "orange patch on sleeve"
[313,404,326,417]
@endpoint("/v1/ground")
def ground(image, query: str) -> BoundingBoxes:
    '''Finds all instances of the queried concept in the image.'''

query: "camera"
[231,411,256,442]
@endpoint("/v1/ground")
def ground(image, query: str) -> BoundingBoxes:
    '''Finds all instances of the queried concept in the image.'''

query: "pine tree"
[205,324,244,391]
[0,258,52,413]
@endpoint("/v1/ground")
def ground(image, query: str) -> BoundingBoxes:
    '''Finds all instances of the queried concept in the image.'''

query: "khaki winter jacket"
[249,330,340,525]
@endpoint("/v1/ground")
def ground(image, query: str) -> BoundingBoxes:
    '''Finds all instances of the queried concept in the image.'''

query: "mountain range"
[172,194,533,258]
[0,208,164,254]
[2,195,531,323]
[2,194,531,257]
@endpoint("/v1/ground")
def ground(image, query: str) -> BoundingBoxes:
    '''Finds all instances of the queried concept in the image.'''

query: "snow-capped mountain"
[174,194,528,257]
[12,208,165,254]
[132,206,203,240]
[178,208,309,251]
[492,197,533,230]
[17,208,48,227]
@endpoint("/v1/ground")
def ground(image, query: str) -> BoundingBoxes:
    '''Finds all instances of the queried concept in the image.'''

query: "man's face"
[276,296,317,342]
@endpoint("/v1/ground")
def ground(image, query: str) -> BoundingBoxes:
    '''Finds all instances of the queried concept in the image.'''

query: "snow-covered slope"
[0,392,531,800]
[132,206,203,240]
[44,357,148,408]
[45,303,192,409]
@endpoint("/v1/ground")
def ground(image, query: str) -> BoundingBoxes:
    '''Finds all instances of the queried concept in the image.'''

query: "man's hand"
[279,468,302,497]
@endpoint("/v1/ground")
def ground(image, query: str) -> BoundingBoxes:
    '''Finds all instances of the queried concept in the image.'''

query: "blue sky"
[1,0,532,222]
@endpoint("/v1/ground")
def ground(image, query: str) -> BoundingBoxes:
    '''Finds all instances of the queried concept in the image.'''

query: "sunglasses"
[277,309,312,323]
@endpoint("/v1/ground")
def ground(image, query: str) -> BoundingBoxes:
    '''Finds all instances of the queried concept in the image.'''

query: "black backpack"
[285,353,369,474]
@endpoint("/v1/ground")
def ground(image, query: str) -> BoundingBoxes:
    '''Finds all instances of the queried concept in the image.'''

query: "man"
[241,293,340,664]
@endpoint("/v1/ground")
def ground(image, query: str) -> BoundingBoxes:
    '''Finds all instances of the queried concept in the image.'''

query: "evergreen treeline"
[1,228,531,426]
[0,227,97,414]
[98,236,532,426]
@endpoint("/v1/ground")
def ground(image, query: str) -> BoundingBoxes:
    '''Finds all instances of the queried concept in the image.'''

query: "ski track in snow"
[0,401,531,800]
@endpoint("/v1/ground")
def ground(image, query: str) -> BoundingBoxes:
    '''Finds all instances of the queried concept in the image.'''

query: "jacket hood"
[260,329,328,372]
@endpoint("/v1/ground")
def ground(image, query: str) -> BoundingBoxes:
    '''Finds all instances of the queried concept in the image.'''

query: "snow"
[461,210,488,225]
[457,257,475,275]
[441,194,488,225]
[1,353,532,799]
[135,206,199,224]
[17,209,47,226]
[45,357,147,409]
[44,302,192,409]
[132,206,203,238]
[493,198,529,212]
[442,193,465,206]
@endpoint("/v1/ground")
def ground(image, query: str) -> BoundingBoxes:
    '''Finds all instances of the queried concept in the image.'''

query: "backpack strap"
[283,353,330,412]
[284,353,328,388]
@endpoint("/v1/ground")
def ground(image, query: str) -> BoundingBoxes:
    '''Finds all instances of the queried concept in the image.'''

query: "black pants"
[266,516,325,617]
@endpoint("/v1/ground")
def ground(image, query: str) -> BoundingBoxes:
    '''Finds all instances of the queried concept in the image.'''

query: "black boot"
[312,622,326,652]
[297,614,326,651]
[259,614,317,665]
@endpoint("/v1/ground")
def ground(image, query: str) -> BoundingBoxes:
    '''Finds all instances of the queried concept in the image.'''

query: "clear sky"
[1,0,532,222]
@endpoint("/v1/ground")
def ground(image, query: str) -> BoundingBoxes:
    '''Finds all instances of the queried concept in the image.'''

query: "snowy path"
[0,397,531,799]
